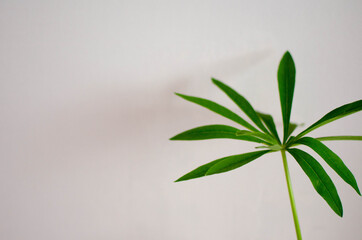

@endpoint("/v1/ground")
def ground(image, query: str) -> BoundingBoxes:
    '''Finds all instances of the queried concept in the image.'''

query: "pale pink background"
[1,1,361,239]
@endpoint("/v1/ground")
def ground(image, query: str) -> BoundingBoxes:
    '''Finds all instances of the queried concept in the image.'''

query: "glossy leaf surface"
[288,148,343,217]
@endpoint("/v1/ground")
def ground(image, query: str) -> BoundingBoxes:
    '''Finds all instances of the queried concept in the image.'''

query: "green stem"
[281,150,302,240]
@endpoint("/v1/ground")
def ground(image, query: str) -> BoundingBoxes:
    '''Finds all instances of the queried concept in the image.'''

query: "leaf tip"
[279,51,295,67]
[211,77,220,84]
[174,174,189,182]
[169,136,177,140]
[336,205,343,217]
[283,50,292,58]
[356,188,361,196]
[338,210,343,218]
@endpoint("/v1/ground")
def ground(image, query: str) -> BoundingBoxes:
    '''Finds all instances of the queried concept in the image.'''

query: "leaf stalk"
[281,150,302,240]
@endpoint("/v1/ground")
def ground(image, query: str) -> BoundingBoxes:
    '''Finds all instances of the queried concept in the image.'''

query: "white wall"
[1,1,361,239]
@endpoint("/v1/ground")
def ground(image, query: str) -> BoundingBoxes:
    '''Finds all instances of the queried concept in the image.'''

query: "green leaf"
[278,51,296,143]
[211,78,269,134]
[206,150,270,175]
[175,150,270,182]
[316,136,362,142]
[237,130,277,145]
[175,158,223,182]
[255,144,283,151]
[237,131,276,144]
[288,148,343,217]
[175,93,258,132]
[295,100,362,140]
[257,112,281,143]
[295,137,360,195]
[288,122,298,137]
[170,125,269,144]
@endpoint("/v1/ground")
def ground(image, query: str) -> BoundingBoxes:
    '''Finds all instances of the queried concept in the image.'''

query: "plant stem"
[281,150,302,240]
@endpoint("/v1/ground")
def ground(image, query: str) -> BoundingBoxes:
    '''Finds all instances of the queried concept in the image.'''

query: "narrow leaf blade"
[257,112,281,143]
[278,51,296,143]
[295,137,360,195]
[175,150,269,182]
[206,150,270,175]
[211,78,269,133]
[316,136,362,141]
[296,100,362,139]
[237,130,277,145]
[288,122,298,137]
[175,158,223,182]
[288,148,343,217]
[175,93,258,132]
[170,125,269,144]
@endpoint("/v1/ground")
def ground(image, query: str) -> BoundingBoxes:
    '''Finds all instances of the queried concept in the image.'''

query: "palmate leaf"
[278,51,296,143]
[175,150,270,182]
[295,99,362,140]
[211,78,270,134]
[295,137,360,195]
[170,124,270,144]
[288,148,343,217]
[175,93,259,132]
[171,51,361,238]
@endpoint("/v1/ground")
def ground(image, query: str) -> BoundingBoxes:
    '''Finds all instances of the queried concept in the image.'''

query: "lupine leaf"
[236,130,277,145]
[170,125,269,144]
[211,78,269,134]
[316,136,362,141]
[278,51,296,143]
[295,100,362,140]
[288,122,298,137]
[288,148,343,217]
[295,137,360,195]
[206,150,270,175]
[175,158,224,182]
[175,150,270,182]
[175,93,258,132]
[257,112,281,143]
[171,51,362,232]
